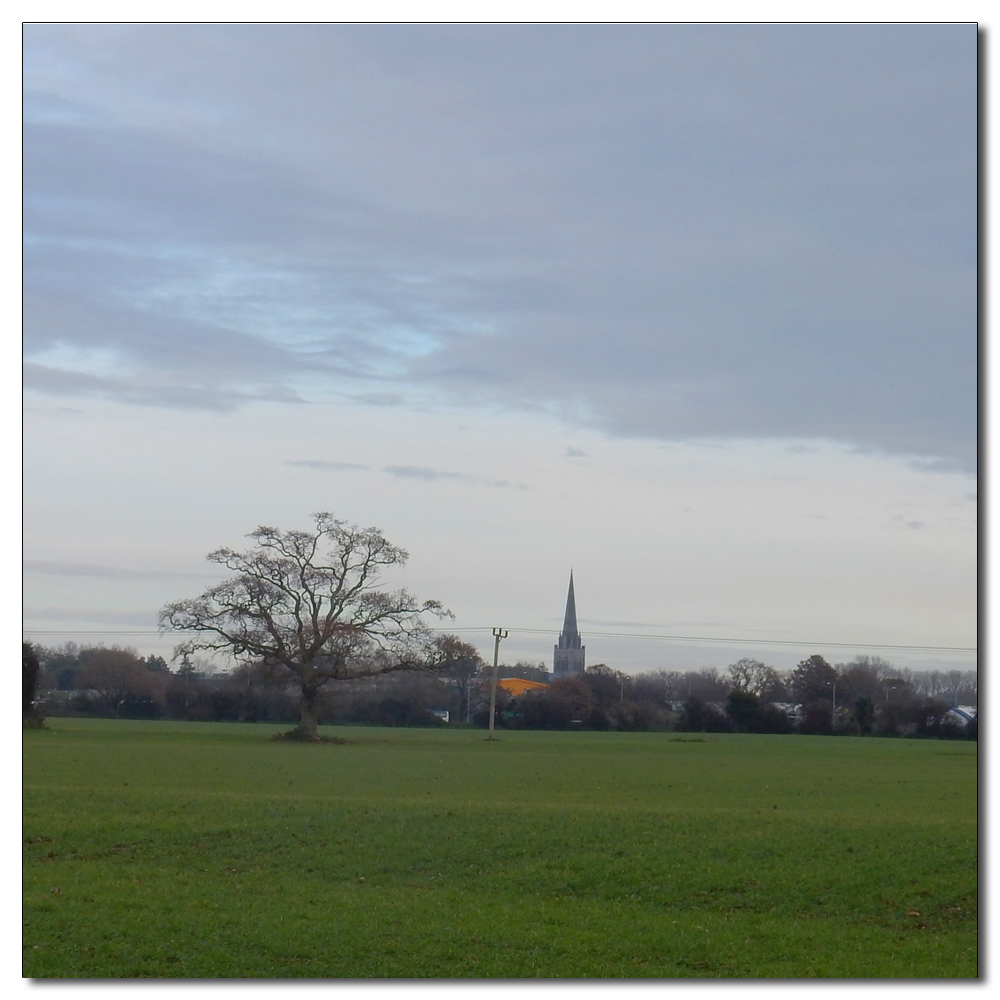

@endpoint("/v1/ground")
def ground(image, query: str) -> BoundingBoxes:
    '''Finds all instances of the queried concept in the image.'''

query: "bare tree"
[923,669,977,706]
[679,667,730,701]
[727,658,785,701]
[159,513,475,739]
[437,637,484,723]
[630,671,674,706]
[74,647,162,716]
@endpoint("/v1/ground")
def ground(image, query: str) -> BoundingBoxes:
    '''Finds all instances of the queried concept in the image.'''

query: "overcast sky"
[22,23,977,675]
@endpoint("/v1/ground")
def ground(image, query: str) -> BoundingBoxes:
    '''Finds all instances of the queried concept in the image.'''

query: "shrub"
[677,697,731,733]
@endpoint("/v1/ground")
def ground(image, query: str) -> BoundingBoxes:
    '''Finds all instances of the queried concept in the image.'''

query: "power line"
[20,626,976,654]
[22,631,172,636]
[447,627,976,654]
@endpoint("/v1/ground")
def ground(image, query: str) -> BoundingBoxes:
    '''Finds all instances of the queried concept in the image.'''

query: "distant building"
[946,705,977,724]
[498,677,548,697]
[553,571,585,678]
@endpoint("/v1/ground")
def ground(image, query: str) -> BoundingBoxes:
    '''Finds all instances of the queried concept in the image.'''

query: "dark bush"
[725,690,760,732]
[753,703,794,734]
[797,699,834,735]
[677,697,731,733]
[617,699,668,731]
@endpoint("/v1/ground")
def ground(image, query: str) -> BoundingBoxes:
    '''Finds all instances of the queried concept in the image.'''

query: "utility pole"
[487,627,508,740]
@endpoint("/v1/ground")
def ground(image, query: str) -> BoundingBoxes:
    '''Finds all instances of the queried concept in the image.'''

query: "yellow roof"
[497,677,549,696]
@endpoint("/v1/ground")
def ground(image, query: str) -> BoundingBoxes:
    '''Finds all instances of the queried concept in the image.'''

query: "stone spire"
[553,571,585,677]
[561,570,580,642]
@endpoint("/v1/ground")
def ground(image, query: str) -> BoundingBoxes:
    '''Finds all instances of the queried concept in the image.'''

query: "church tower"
[553,571,585,678]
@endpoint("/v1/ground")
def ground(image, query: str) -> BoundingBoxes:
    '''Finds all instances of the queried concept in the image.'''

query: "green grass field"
[23,719,977,978]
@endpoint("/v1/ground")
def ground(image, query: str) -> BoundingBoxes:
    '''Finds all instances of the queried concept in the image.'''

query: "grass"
[23,719,977,978]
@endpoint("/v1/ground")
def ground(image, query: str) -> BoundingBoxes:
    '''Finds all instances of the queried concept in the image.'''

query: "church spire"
[553,570,585,677]
[562,570,579,639]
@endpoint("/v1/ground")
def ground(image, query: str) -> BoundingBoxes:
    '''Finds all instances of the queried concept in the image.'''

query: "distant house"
[498,677,549,698]
[946,706,977,725]
[771,702,801,722]
[429,709,450,723]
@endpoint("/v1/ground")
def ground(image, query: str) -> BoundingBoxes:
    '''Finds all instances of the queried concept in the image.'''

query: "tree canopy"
[727,657,785,700]
[790,654,837,704]
[160,513,475,739]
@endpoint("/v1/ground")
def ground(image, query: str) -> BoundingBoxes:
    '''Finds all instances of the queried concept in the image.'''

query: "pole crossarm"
[487,627,509,740]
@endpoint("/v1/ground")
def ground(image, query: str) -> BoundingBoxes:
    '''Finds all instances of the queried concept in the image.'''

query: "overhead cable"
[21,626,976,654]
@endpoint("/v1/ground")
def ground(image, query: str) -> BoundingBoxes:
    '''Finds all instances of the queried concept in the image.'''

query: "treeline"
[487,656,977,739]
[29,643,977,739]
[30,642,476,727]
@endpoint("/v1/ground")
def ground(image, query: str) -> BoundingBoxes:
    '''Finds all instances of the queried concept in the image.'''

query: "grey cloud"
[286,460,369,472]
[383,465,524,489]
[23,89,114,128]
[23,279,320,409]
[565,447,587,458]
[24,561,214,581]
[385,465,454,481]
[23,404,83,415]
[888,516,928,531]
[24,362,304,412]
[352,393,405,407]
[23,364,119,395]
[22,25,975,468]
[898,455,971,475]
[22,114,488,399]
[23,112,338,247]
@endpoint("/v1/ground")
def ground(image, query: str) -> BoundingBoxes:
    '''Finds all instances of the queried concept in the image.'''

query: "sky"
[21,22,977,677]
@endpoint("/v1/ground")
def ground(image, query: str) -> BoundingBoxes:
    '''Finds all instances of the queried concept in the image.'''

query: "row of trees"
[29,640,977,740]
[29,641,479,728]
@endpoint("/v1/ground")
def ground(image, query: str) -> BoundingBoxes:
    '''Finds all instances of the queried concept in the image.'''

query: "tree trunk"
[299,689,320,739]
